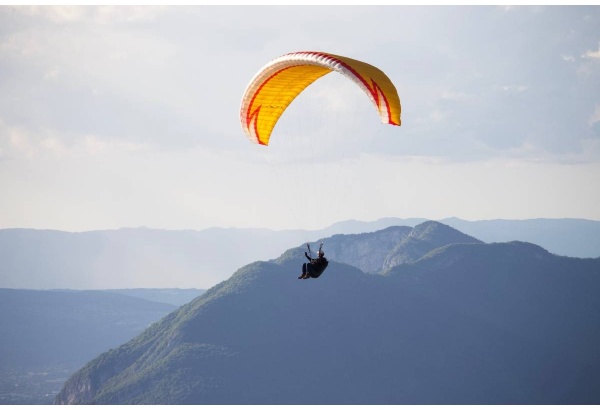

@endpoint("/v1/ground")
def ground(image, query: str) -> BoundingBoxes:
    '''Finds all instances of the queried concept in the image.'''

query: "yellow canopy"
[240,51,401,146]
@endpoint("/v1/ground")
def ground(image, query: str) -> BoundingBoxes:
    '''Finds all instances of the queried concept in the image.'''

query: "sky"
[0,5,599,232]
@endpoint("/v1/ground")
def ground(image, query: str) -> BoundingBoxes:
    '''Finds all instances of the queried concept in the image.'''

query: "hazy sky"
[1,5,599,232]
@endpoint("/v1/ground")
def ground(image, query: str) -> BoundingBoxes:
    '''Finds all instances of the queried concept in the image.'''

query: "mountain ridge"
[56,223,600,404]
[0,289,178,370]
[2,217,599,289]
[383,220,483,269]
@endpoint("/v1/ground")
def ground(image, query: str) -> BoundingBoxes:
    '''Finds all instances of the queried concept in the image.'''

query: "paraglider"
[239,51,401,280]
[299,243,328,280]
[240,51,401,145]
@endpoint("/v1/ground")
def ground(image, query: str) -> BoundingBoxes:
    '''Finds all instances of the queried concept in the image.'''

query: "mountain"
[316,225,412,274]
[382,220,482,268]
[56,223,600,405]
[320,221,481,273]
[1,218,599,289]
[320,217,428,236]
[0,289,182,404]
[0,289,178,371]
[307,217,600,259]
[0,227,304,290]
[440,217,600,258]
[103,289,205,306]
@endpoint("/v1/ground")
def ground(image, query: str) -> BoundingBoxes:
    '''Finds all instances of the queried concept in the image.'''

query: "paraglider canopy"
[240,51,401,146]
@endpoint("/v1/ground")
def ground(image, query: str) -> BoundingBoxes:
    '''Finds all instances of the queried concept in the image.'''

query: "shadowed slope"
[57,238,600,405]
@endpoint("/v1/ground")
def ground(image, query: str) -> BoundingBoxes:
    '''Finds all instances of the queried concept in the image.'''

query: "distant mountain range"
[56,221,600,405]
[0,289,179,371]
[0,288,202,404]
[101,288,204,306]
[1,217,599,289]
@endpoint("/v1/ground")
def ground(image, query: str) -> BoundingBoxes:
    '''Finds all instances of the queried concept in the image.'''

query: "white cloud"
[1,6,599,232]
[13,6,86,23]
[500,85,529,93]
[497,5,545,14]
[508,141,538,158]
[39,135,68,157]
[80,135,149,156]
[429,110,446,122]
[582,43,600,60]
[92,6,168,24]
[589,104,600,126]
[441,90,474,102]
[0,30,43,57]
[0,120,34,159]
[8,5,167,24]
[43,66,60,80]
[8,128,35,159]
[0,119,149,160]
